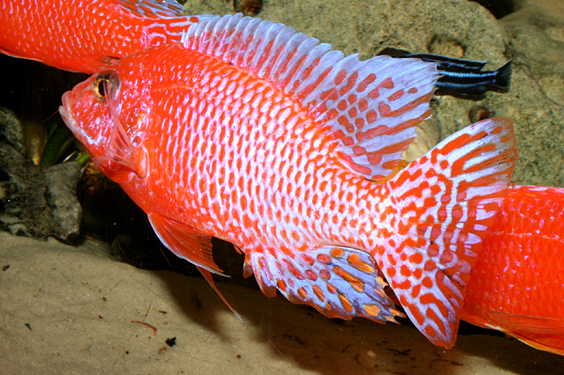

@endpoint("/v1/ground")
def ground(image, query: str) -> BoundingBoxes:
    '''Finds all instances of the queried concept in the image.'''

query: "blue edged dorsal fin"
[182,14,440,180]
[114,0,214,45]
[114,0,190,18]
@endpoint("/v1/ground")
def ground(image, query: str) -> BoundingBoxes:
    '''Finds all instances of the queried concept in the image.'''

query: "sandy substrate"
[1,232,563,375]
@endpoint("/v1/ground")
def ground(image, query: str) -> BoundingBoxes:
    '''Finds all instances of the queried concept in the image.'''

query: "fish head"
[60,69,149,182]
[60,70,121,162]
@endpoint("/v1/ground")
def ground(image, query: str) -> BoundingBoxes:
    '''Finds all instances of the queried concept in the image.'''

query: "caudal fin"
[378,117,518,348]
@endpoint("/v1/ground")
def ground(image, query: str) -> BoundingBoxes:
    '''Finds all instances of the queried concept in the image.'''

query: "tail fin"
[491,60,512,92]
[379,117,517,348]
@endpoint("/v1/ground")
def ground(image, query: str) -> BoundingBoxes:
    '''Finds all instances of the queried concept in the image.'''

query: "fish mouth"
[59,91,78,134]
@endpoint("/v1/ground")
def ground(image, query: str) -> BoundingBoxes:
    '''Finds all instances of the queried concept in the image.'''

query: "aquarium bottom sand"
[0,232,562,375]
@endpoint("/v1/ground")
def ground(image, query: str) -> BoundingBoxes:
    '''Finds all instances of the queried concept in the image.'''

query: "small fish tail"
[491,60,512,91]
[378,117,518,348]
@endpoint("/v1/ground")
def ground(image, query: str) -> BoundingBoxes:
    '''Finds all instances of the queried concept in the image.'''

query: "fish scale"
[462,185,564,356]
[60,14,517,348]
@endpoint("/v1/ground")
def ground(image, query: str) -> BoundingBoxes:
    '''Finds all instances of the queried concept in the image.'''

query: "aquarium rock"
[0,107,81,244]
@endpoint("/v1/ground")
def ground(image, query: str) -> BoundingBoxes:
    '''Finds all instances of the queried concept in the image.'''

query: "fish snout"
[59,91,76,131]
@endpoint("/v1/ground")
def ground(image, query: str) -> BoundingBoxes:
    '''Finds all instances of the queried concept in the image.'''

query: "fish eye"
[94,72,117,102]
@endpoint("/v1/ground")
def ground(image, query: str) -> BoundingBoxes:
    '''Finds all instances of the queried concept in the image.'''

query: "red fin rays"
[147,213,223,275]
[182,14,439,181]
[197,267,243,322]
[381,118,518,348]
[245,246,404,323]
[148,214,243,320]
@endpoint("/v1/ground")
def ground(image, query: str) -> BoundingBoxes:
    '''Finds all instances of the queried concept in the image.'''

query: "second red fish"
[0,0,211,73]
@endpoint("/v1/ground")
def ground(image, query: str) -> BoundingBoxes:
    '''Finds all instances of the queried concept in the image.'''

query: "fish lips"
[59,87,111,160]
[59,91,78,135]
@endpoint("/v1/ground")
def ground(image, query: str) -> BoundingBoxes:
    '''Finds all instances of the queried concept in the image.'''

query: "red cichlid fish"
[462,185,564,356]
[59,14,518,348]
[0,0,211,73]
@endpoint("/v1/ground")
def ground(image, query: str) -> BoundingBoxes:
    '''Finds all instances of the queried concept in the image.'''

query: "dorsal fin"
[182,14,440,181]
[115,0,190,18]
[114,0,214,46]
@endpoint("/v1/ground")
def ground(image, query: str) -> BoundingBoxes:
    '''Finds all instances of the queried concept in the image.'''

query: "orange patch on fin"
[243,246,399,324]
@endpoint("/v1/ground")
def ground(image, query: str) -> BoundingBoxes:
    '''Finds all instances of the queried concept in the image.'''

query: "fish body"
[433,61,512,97]
[379,48,488,72]
[59,14,517,348]
[462,185,564,356]
[379,48,512,98]
[0,0,210,73]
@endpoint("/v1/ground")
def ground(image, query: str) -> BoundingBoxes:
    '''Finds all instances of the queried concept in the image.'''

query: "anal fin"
[246,246,404,324]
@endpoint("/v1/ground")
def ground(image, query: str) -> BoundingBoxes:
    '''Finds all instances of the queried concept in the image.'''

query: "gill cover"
[93,71,148,182]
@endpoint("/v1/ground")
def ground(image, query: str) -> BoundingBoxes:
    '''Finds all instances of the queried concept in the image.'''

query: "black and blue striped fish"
[379,48,512,98]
